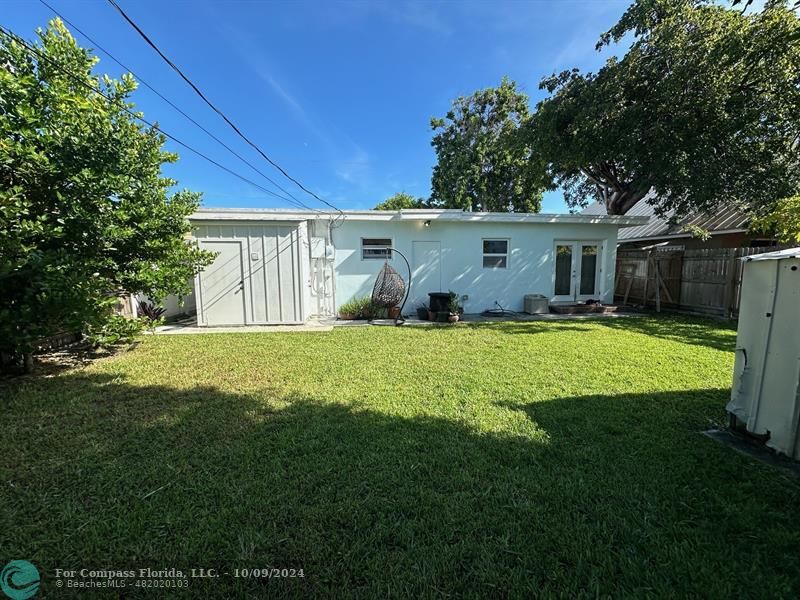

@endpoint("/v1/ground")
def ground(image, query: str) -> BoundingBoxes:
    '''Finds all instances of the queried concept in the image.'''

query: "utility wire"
[37,0,320,213]
[106,0,344,215]
[0,25,317,210]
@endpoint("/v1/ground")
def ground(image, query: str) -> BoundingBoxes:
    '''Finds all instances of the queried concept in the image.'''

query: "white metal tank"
[727,248,800,458]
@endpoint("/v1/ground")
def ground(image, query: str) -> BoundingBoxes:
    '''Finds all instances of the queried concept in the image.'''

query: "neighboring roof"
[191,207,649,227]
[582,197,750,242]
[743,247,800,262]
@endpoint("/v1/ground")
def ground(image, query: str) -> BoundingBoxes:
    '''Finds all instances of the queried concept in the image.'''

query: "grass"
[2,316,800,597]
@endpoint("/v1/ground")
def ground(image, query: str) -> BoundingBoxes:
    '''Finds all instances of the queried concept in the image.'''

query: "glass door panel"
[579,244,599,296]
[554,244,573,297]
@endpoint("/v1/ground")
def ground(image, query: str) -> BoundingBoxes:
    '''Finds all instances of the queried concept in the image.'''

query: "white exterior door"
[552,241,602,302]
[198,240,246,325]
[411,241,442,309]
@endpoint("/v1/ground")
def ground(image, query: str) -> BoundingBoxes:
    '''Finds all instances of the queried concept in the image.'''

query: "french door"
[552,241,602,302]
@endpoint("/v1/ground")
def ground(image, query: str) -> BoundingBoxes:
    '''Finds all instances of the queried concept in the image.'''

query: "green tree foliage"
[430,78,543,213]
[751,195,800,244]
[527,0,800,217]
[374,192,427,210]
[0,20,214,359]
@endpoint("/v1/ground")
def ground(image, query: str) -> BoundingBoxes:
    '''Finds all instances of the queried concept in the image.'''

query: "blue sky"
[4,0,632,213]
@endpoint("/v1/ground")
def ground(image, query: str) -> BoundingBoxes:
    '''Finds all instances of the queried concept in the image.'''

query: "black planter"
[416,307,428,320]
[428,292,451,313]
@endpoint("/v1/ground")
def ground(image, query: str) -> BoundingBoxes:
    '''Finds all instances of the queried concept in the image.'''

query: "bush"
[339,296,379,319]
[85,315,147,348]
[137,300,167,332]
[448,291,461,314]
[0,21,214,360]
[137,300,166,322]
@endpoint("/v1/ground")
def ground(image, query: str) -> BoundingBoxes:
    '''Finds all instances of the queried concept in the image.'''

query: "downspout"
[328,216,339,319]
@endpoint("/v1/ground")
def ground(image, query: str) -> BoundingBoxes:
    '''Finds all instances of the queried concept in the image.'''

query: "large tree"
[374,192,427,210]
[0,20,213,362]
[430,78,543,213]
[527,0,800,217]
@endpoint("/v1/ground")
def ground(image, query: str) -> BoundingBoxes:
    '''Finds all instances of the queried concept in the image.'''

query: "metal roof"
[743,247,800,261]
[582,196,750,241]
[191,207,649,227]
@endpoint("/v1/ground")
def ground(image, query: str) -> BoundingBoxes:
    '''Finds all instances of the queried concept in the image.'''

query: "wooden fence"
[615,246,789,317]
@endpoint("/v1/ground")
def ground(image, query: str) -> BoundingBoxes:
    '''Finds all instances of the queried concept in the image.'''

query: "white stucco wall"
[332,219,619,314]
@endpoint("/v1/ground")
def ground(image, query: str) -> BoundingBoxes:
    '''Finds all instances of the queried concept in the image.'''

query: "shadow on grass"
[441,321,595,335]
[452,315,737,351]
[587,314,736,351]
[2,375,798,597]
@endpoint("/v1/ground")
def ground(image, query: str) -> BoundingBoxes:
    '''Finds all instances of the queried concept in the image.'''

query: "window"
[482,239,508,268]
[361,238,392,260]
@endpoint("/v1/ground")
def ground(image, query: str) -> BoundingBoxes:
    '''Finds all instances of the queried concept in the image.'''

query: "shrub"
[137,300,166,322]
[339,296,378,319]
[85,315,147,348]
[137,300,167,332]
[0,21,214,362]
[448,291,460,314]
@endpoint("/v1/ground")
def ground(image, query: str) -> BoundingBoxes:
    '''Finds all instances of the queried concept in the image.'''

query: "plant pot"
[416,307,428,320]
[339,313,356,320]
[388,306,401,319]
[448,313,460,323]
[428,310,436,322]
[436,311,450,323]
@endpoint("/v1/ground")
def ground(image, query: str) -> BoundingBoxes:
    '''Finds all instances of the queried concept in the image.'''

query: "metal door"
[198,240,246,325]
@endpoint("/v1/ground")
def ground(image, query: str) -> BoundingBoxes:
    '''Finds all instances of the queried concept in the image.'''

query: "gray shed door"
[199,241,246,325]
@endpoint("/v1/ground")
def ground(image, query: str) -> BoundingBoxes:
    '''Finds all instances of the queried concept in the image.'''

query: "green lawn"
[3,316,800,597]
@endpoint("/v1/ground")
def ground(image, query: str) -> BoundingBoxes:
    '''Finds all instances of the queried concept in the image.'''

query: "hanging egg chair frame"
[371,246,411,326]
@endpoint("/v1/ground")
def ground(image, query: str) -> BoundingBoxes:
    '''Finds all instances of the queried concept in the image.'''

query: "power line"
[0,24,317,211]
[105,0,343,215]
[35,0,319,213]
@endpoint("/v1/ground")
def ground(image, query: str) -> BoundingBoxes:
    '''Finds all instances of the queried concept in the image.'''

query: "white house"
[179,208,647,326]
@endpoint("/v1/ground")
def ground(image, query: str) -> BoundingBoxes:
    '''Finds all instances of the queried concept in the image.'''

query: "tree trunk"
[581,164,650,215]
[605,187,649,215]
[23,352,34,374]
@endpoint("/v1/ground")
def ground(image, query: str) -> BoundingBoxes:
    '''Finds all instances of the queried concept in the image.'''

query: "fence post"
[642,251,651,309]
[725,249,740,318]
[651,253,662,312]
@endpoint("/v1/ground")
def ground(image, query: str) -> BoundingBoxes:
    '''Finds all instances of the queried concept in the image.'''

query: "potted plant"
[364,300,384,320]
[416,303,429,320]
[447,291,461,323]
[387,306,401,319]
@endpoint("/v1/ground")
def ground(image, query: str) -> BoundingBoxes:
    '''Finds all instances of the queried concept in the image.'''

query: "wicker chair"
[371,261,406,308]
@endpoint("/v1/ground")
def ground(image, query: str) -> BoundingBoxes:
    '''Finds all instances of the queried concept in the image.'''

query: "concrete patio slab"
[334,311,643,327]
[152,320,335,334]
[152,311,643,334]
[704,429,800,476]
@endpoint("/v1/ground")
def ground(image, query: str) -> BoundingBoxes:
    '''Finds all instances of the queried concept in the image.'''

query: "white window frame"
[361,238,393,260]
[482,238,509,269]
